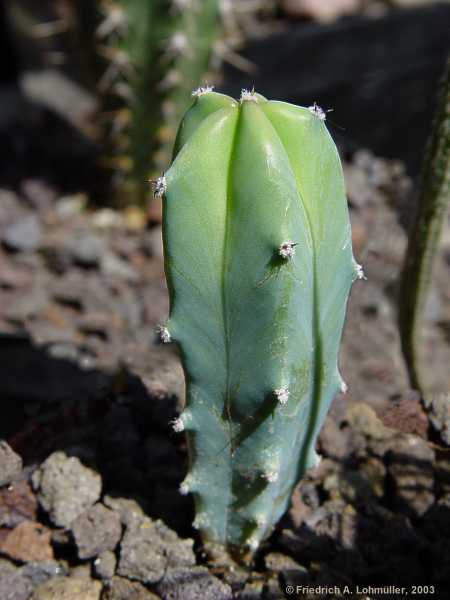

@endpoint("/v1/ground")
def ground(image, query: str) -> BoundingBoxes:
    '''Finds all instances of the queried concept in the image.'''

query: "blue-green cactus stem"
[162,89,359,552]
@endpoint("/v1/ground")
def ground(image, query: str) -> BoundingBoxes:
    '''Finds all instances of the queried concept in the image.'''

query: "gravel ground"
[0,151,449,599]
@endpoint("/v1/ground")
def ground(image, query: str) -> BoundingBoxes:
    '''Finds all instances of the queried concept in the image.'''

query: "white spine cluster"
[167,32,189,56]
[179,481,190,496]
[171,410,191,432]
[192,85,215,97]
[172,417,185,433]
[262,470,279,483]
[308,102,326,121]
[255,514,267,527]
[274,387,290,405]
[152,175,167,199]
[192,513,209,530]
[279,240,296,259]
[247,536,259,551]
[354,262,366,280]
[240,88,258,103]
[340,379,348,394]
[172,0,197,10]
[157,325,171,344]
[97,5,127,38]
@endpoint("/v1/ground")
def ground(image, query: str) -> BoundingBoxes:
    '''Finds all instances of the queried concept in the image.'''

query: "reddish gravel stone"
[0,479,38,528]
[0,521,53,562]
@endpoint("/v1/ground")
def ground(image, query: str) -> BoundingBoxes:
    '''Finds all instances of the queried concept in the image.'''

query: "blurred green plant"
[93,0,221,205]
[399,59,450,394]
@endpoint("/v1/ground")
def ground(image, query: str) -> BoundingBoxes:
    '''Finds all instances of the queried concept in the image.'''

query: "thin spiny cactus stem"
[97,3,127,38]
[398,59,450,394]
[165,32,191,59]
[172,0,198,12]
[91,0,221,204]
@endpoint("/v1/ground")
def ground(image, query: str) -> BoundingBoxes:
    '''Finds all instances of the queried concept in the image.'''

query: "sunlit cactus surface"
[160,89,361,553]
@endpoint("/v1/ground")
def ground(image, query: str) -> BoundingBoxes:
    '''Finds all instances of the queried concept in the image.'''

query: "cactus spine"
[399,59,450,393]
[95,0,220,204]
[162,89,359,552]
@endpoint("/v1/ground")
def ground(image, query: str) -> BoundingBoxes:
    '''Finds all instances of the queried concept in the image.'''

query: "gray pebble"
[118,515,195,585]
[142,227,164,259]
[20,561,67,587]
[0,559,31,600]
[65,231,106,268]
[93,550,117,580]
[101,252,139,282]
[32,452,101,528]
[0,441,22,487]
[3,215,42,252]
[72,503,122,559]
[103,495,145,526]
[103,576,161,599]
[30,576,102,600]
[156,566,232,600]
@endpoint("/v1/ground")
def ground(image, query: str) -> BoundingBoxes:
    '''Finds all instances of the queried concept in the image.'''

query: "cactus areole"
[160,89,360,554]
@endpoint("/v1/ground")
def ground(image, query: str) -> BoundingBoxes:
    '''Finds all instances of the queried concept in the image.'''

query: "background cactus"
[94,0,221,204]
[398,59,450,395]
[161,89,360,552]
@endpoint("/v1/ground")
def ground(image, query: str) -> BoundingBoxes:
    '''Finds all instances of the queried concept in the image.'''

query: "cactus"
[94,0,221,204]
[159,89,360,554]
[399,59,450,394]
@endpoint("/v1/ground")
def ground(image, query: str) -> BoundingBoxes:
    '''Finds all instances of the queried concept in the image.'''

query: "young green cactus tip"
[161,88,363,554]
